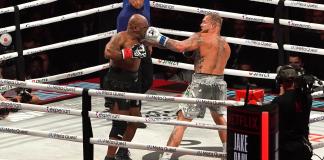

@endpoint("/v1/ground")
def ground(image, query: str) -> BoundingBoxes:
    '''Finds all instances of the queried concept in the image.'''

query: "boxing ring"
[1,0,324,159]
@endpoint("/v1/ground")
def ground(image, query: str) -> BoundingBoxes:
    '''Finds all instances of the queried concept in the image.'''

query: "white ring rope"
[0,126,226,158]
[0,63,110,93]
[150,1,324,31]
[152,58,277,80]
[0,0,58,15]
[0,101,226,130]
[31,63,110,83]
[309,115,324,124]
[0,3,122,34]
[0,30,116,61]
[0,79,244,106]
[158,28,324,56]
[3,26,323,63]
[1,98,323,124]
[0,56,322,97]
[312,141,324,150]
[0,125,323,151]
[310,90,324,99]
[250,0,324,11]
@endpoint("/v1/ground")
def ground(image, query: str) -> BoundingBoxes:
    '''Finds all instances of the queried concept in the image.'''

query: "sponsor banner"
[146,144,176,153]
[288,1,320,9]
[286,20,312,29]
[0,101,22,109]
[0,79,27,87]
[242,14,266,23]
[48,132,77,140]
[0,127,28,134]
[45,84,78,93]
[151,2,175,10]
[96,138,127,147]
[46,106,71,115]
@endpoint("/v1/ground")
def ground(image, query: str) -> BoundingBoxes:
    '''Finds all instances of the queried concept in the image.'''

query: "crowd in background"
[0,0,323,92]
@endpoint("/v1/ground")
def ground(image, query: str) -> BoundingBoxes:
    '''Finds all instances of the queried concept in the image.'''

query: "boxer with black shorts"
[106,0,152,159]
[103,14,149,160]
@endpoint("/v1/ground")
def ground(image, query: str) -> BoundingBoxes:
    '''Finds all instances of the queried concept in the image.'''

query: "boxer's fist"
[122,44,147,59]
[145,27,169,46]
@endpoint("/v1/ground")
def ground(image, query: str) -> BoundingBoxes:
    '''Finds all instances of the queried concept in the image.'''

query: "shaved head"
[128,14,148,28]
[127,14,149,39]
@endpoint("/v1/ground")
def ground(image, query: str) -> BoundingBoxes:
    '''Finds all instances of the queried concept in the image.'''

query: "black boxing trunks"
[103,67,141,110]
[138,52,153,93]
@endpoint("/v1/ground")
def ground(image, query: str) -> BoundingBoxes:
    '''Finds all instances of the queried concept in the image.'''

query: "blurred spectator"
[288,53,304,69]
[154,55,193,82]
[231,62,259,89]
[304,0,321,21]
[311,10,323,24]
[154,55,181,81]
[26,56,46,79]
[39,53,56,76]
[25,54,58,84]
[228,20,249,68]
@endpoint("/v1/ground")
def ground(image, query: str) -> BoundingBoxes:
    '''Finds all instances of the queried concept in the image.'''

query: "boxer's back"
[194,33,230,75]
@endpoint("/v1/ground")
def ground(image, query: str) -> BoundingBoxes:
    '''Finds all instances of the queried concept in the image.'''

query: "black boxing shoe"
[0,108,9,120]
[104,156,116,160]
[137,122,147,129]
[116,148,132,160]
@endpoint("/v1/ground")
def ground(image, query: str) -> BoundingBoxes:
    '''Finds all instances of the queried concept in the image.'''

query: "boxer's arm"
[129,0,144,9]
[104,34,124,60]
[141,39,166,49]
[145,27,199,52]
[165,33,200,53]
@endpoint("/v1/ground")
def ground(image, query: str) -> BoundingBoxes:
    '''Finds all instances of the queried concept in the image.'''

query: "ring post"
[274,0,287,66]
[82,88,93,160]
[227,104,278,160]
[14,6,26,81]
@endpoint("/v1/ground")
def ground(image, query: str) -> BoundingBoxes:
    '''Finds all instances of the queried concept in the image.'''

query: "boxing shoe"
[104,156,116,160]
[0,108,9,120]
[137,122,147,129]
[159,152,172,160]
[159,157,171,160]
[116,148,132,160]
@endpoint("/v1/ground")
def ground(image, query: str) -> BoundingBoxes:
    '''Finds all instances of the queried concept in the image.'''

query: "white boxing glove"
[145,27,169,46]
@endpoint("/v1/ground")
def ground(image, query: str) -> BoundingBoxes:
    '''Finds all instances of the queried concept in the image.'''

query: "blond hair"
[206,13,222,26]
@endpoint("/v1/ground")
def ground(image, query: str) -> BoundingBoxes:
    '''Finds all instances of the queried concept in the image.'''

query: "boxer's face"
[200,15,213,33]
[138,22,149,39]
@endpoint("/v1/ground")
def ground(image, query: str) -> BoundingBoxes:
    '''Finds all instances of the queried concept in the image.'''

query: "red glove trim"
[122,48,133,59]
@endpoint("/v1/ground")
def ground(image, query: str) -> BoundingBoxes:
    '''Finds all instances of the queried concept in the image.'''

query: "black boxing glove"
[122,44,147,59]
[18,89,32,103]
